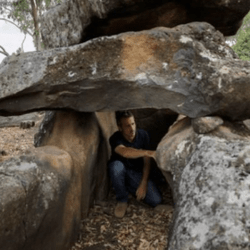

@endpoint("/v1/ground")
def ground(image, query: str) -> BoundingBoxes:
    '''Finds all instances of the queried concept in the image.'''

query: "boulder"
[0,112,43,128]
[0,110,117,250]
[192,116,224,134]
[1,22,250,120]
[156,117,250,249]
[34,110,117,216]
[41,0,250,48]
[0,146,76,250]
[20,121,35,129]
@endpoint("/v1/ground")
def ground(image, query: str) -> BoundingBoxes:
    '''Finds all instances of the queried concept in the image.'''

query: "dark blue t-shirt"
[109,129,150,172]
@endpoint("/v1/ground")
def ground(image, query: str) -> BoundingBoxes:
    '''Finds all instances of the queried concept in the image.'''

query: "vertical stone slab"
[156,118,250,249]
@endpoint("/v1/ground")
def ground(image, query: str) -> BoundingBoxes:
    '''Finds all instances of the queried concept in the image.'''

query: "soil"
[0,122,174,250]
[0,124,39,163]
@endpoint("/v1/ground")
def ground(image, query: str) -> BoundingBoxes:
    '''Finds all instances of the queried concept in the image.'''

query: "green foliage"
[232,11,250,61]
[12,0,30,31]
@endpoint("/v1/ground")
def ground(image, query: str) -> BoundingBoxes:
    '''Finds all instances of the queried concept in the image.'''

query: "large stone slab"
[156,117,250,249]
[41,0,250,48]
[1,22,250,120]
[34,111,117,216]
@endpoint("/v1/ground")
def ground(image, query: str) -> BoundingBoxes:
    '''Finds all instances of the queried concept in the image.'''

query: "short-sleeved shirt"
[109,129,150,172]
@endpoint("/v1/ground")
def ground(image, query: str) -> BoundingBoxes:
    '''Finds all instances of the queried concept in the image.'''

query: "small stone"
[192,116,224,134]
[20,121,35,129]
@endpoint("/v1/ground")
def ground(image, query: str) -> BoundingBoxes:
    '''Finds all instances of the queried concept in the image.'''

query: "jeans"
[108,160,162,207]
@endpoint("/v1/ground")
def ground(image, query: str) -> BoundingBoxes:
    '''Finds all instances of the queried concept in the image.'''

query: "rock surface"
[35,111,117,216]
[0,146,75,250]
[41,0,250,48]
[192,116,224,134]
[1,22,250,120]
[156,117,250,249]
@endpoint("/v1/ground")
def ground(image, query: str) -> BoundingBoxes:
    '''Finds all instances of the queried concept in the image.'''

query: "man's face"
[119,116,136,142]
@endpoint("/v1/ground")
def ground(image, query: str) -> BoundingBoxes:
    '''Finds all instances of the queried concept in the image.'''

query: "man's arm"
[115,145,155,159]
[136,156,151,200]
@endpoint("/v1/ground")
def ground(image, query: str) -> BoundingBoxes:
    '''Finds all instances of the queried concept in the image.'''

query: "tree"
[0,45,10,56]
[232,11,250,61]
[0,0,60,55]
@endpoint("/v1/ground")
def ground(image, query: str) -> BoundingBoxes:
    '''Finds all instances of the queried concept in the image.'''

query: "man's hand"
[136,182,147,201]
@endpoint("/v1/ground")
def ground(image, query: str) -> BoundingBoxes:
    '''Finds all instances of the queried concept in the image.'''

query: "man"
[108,111,162,218]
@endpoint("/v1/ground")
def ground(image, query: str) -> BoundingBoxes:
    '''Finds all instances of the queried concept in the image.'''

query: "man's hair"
[115,111,134,126]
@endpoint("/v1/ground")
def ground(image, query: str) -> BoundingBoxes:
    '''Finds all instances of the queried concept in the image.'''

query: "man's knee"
[151,194,162,207]
[146,183,162,207]
[108,161,126,176]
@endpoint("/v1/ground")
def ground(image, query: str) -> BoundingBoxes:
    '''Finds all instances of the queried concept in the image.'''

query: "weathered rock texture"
[41,0,250,48]
[192,116,224,134]
[156,117,250,249]
[0,112,43,128]
[1,22,250,120]
[35,111,117,216]
[0,146,75,250]
[0,111,117,250]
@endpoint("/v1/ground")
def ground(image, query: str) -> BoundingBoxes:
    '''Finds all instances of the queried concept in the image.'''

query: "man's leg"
[108,160,129,202]
[126,168,162,207]
[144,180,162,207]
[108,161,128,218]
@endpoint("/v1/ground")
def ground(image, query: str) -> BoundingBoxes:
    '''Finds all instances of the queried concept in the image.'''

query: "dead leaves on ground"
[0,124,174,250]
[71,198,173,250]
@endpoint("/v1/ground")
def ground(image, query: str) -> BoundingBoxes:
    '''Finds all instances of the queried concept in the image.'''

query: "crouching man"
[108,111,163,218]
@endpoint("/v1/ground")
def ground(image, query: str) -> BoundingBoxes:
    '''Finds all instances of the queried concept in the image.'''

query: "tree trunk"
[30,0,41,51]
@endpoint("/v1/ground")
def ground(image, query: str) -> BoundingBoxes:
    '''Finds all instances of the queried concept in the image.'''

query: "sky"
[0,19,35,63]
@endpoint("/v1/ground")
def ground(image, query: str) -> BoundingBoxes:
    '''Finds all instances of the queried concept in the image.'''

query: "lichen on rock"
[157,118,250,249]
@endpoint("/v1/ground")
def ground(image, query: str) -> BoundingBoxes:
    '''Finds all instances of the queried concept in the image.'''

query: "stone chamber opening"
[68,108,179,250]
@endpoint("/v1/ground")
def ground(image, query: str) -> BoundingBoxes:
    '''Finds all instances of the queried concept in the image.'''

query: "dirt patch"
[0,125,39,162]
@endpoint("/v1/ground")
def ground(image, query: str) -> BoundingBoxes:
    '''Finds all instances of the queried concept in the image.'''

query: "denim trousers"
[108,160,162,207]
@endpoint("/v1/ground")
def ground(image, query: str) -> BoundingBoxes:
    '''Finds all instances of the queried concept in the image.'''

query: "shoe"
[114,202,128,218]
